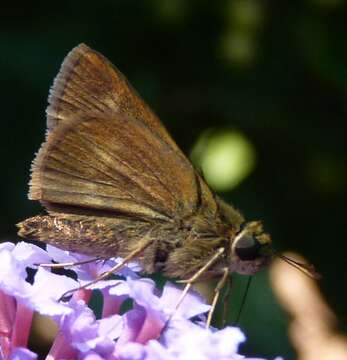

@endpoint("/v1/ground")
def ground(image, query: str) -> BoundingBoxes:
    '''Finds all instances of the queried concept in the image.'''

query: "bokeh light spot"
[227,0,264,29]
[191,129,256,191]
[220,30,256,66]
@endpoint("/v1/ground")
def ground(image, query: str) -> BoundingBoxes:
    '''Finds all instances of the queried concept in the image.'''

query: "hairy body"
[17,44,272,283]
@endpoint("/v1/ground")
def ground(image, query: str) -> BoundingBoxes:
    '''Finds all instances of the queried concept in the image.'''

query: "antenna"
[277,253,321,279]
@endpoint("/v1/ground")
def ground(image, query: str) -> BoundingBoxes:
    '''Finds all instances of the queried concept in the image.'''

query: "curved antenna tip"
[278,254,321,280]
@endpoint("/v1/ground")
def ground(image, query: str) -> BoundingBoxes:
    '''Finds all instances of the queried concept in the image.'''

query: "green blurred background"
[1,0,346,358]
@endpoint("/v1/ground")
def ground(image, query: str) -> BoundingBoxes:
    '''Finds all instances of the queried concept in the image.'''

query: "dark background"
[1,1,346,359]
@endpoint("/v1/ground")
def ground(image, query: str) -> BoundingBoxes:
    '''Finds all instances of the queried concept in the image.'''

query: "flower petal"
[29,268,78,316]
[12,242,51,268]
[58,299,121,356]
[8,347,37,360]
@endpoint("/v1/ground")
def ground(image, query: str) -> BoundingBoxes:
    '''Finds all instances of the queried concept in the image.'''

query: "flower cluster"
[0,241,281,359]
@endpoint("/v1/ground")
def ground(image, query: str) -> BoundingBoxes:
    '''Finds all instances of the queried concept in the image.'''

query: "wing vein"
[42,168,170,218]
[93,119,183,204]
[77,123,179,205]
[50,143,169,209]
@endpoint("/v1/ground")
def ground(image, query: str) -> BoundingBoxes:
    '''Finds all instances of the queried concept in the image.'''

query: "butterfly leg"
[38,257,103,268]
[176,247,225,285]
[206,267,229,328]
[171,247,225,321]
[222,276,233,327]
[59,234,155,301]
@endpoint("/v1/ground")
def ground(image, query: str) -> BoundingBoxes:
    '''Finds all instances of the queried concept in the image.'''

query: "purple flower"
[7,347,37,360]
[0,242,282,360]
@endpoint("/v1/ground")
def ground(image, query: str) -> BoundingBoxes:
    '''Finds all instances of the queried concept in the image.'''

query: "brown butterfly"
[17,44,318,324]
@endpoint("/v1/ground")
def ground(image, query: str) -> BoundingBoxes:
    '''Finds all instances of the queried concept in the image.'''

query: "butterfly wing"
[30,44,217,221]
[46,43,180,151]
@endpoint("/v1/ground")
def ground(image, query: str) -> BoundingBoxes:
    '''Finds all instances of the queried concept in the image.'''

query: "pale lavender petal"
[160,317,200,347]
[46,245,140,285]
[74,260,117,283]
[46,245,113,284]
[95,258,141,280]
[144,340,176,360]
[29,268,78,316]
[0,242,15,252]
[117,305,164,347]
[81,352,105,360]
[159,319,257,359]
[114,277,212,357]
[86,279,122,291]
[59,300,99,352]
[8,347,37,360]
[210,327,246,355]
[0,248,76,316]
[125,277,158,310]
[98,314,123,340]
[58,300,121,356]
[46,244,89,263]
[0,250,32,297]
[116,342,147,360]
[124,261,142,273]
[11,242,51,268]
[159,282,210,319]
[46,245,103,282]
[117,307,147,345]
[126,278,209,320]
[106,281,130,297]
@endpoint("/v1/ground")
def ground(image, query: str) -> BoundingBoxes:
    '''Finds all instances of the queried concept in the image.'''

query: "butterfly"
[18,44,317,325]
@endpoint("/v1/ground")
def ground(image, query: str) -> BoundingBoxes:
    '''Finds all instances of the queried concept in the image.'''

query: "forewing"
[46,43,181,153]
[30,43,218,221]
[30,113,200,220]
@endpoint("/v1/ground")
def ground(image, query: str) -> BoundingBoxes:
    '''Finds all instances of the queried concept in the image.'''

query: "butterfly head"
[229,221,273,275]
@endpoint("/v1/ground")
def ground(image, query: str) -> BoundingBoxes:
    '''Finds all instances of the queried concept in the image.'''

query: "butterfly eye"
[234,234,261,261]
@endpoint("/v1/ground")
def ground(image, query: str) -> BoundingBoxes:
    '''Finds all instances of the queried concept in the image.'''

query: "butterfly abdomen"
[17,215,123,257]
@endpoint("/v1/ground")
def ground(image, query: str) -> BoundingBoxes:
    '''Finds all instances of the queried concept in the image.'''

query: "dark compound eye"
[234,234,262,261]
